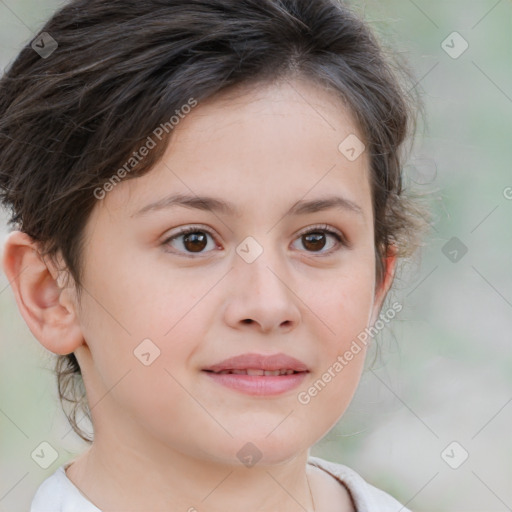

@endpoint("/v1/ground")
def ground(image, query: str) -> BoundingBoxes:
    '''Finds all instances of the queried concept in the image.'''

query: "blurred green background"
[1,1,511,511]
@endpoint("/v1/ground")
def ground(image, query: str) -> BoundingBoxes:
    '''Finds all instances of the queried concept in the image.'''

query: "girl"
[0,0,427,510]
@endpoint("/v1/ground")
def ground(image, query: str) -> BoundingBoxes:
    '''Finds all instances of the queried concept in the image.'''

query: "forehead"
[99,78,373,224]
[172,77,363,151]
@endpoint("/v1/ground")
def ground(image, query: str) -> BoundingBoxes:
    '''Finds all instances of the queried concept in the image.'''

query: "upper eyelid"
[165,223,344,238]
[295,223,344,238]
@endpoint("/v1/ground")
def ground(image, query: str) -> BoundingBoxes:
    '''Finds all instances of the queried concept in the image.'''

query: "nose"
[223,245,301,334]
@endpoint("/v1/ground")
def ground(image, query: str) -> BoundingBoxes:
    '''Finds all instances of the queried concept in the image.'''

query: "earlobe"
[2,231,84,355]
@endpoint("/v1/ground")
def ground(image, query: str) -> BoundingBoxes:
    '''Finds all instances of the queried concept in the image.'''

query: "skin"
[3,77,396,512]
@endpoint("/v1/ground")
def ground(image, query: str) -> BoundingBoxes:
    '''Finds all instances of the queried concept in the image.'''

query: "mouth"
[202,352,310,374]
[203,369,305,376]
[201,353,310,396]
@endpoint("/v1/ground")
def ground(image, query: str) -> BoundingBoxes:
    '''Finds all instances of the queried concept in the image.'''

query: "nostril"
[242,319,253,324]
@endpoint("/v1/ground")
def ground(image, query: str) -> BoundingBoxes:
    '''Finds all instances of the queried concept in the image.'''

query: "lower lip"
[202,371,308,396]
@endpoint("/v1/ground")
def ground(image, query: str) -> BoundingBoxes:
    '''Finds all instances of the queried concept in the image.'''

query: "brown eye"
[163,226,217,255]
[292,225,345,255]
[182,231,208,252]
[302,232,327,252]
[163,224,346,257]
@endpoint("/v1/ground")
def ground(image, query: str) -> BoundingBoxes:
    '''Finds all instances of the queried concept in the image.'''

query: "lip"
[203,371,308,396]
[203,352,309,373]
[202,352,310,397]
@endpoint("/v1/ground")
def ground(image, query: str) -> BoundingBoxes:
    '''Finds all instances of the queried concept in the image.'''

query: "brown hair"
[0,0,428,443]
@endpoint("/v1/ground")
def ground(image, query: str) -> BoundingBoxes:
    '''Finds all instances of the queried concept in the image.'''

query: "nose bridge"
[235,235,289,297]
[225,234,300,332]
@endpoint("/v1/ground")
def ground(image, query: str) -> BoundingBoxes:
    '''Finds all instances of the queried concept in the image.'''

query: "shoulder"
[307,455,411,512]
[30,464,101,512]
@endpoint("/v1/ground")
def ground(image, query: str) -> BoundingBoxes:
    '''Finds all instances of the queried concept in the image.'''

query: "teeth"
[246,369,265,376]
[216,369,296,376]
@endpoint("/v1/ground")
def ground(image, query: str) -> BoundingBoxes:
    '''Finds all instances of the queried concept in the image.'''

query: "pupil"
[184,232,207,252]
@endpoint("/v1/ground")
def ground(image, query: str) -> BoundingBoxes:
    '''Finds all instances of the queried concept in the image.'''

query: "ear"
[369,244,398,326]
[2,231,84,355]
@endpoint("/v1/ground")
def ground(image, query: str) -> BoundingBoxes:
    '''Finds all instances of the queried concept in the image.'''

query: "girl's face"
[74,78,394,466]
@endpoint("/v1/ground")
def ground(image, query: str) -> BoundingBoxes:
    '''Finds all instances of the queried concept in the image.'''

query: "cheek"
[81,244,191,337]
[301,260,375,393]
[77,246,212,398]
[311,262,376,345]
[77,281,199,436]
[295,289,373,438]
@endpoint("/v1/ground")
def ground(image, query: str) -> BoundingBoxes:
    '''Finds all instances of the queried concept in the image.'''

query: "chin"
[194,434,308,469]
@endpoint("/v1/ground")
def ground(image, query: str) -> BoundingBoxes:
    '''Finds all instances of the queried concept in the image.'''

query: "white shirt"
[30,455,411,512]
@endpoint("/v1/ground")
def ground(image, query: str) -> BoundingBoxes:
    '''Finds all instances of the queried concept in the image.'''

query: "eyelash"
[162,224,348,257]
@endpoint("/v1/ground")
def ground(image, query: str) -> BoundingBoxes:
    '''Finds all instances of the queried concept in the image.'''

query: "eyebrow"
[132,193,364,218]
